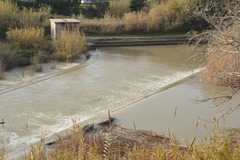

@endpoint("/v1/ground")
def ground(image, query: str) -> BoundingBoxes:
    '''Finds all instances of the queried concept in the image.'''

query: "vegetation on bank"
[190,0,240,90]
[76,0,207,35]
[0,0,86,78]
[54,31,86,62]
[0,122,239,160]
[1,0,199,77]
[0,0,239,159]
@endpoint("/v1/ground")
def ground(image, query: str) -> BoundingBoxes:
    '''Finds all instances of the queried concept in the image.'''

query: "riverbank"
[8,73,239,160]
[2,44,238,160]
[25,75,240,160]
[0,35,189,94]
[0,55,92,95]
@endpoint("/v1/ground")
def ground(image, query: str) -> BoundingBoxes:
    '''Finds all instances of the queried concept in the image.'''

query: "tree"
[190,0,240,118]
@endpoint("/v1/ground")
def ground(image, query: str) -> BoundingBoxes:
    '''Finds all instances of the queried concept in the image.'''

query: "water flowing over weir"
[0,45,239,157]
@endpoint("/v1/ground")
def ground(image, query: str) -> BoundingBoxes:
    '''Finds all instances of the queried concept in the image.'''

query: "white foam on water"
[0,130,18,146]
[108,67,205,112]
[5,66,204,157]
[6,112,95,151]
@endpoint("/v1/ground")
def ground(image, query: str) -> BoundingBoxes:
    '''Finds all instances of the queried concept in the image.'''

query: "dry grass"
[78,0,193,35]
[0,0,19,28]
[18,6,51,28]
[22,113,240,160]
[0,0,51,39]
[0,42,18,71]
[108,0,131,18]
[100,13,124,34]
[0,59,5,79]
[123,10,147,33]
[29,51,44,74]
[6,27,45,50]
[0,149,5,160]
[53,31,86,62]
[77,14,124,34]
[21,125,240,160]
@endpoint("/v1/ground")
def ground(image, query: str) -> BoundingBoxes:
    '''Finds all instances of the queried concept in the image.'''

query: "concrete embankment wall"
[86,36,191,49]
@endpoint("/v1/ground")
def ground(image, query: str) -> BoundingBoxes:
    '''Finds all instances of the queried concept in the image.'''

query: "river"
[0,45,239,157]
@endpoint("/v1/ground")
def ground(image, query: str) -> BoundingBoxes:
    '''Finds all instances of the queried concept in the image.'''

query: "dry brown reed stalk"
[50,59,57,70]
[0,149,6,160]
[30,51,44,74]
[24,121,240,160]
[0,59,5,79]
[24,140,46,160]
[0,42,18,71]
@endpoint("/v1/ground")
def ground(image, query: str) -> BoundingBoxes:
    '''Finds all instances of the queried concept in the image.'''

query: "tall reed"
[78,0,194,34]
[19,6,52,28]
[0,0,19,38]
[108,0,131,18]
[6,27,45,50]
[53,31,86,62]
[0,42,18,71]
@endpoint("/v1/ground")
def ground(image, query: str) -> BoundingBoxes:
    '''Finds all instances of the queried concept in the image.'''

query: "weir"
[1,45,239,159]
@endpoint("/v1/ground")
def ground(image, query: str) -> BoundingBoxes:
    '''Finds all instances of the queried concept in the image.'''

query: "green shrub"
[53,31,86,62]
[6,27,45,50]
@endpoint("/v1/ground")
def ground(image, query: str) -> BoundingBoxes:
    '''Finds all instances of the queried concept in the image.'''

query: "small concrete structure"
[49,19,80,40]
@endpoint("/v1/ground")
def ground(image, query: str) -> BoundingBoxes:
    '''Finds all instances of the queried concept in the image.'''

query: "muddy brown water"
[0,45,239,156]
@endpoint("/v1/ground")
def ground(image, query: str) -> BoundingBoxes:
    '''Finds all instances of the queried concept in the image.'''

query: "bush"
[146,4,168,31]
[100,13,124,34]
[18,6,51,28]
[78,0,198,34]
[0,42,18,72]
[53,31,86,62]
[6,27,45,50]
[0,0,19,39]
[0,0,51,40]
[123,11,147,33]
[108,0,131,18]
[202,23,240,88]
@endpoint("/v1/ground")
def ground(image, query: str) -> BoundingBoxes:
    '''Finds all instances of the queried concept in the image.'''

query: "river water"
[0,45,239,155]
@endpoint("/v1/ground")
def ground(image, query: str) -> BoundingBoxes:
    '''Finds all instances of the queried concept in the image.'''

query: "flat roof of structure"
[49,19,80,23]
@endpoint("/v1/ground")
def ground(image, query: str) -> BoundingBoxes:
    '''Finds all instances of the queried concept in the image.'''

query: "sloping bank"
[86,36,190,49]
